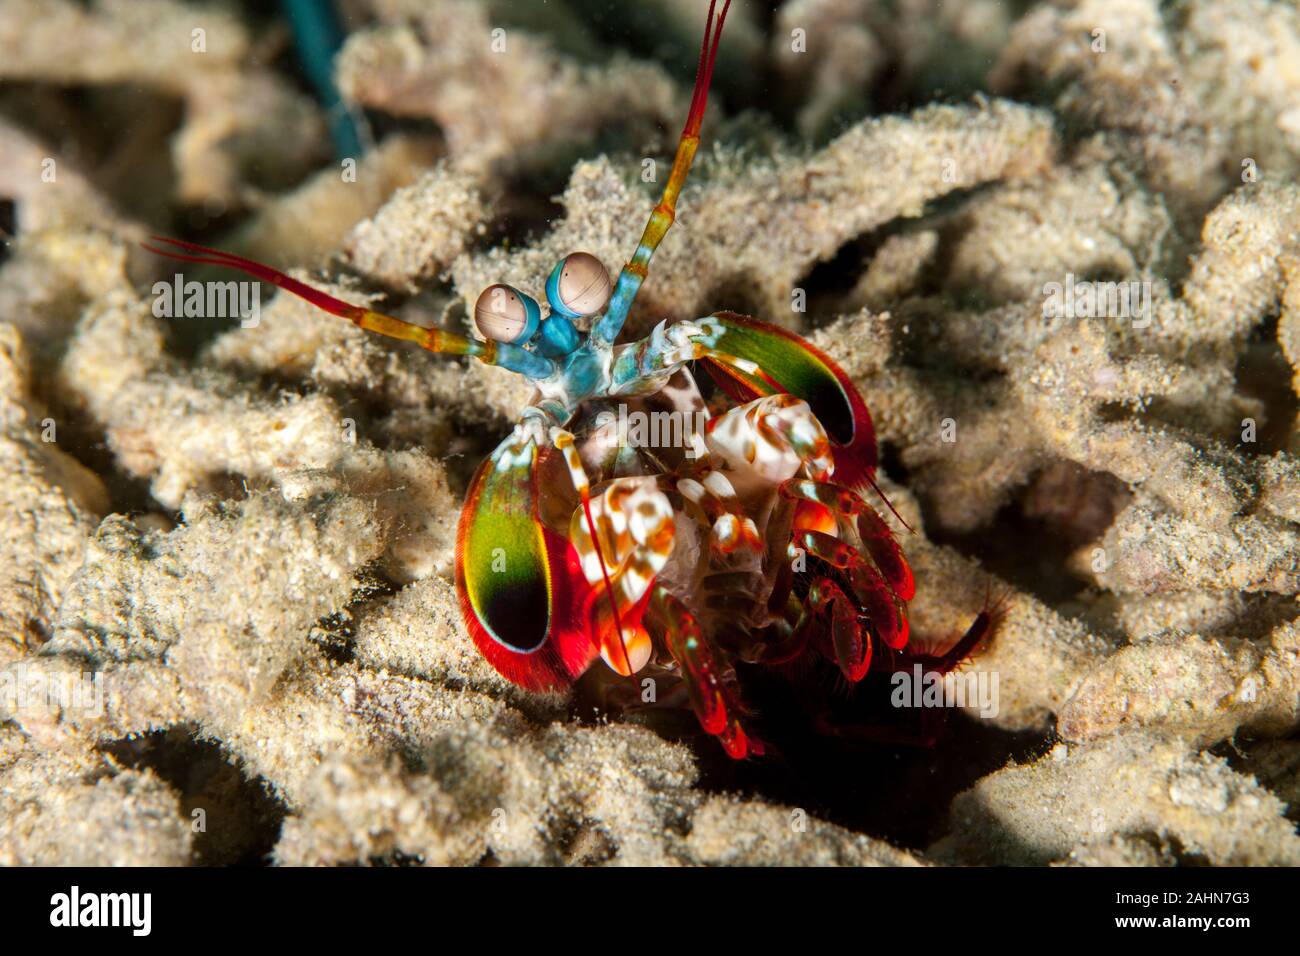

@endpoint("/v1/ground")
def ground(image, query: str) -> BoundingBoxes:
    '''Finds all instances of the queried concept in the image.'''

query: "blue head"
[473,252,613,378]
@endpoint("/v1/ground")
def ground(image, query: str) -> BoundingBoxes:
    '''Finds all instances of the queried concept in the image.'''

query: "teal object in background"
[279,0,367,159]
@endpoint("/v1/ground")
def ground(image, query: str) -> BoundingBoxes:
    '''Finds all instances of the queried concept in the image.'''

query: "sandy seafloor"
[1,0,1299,866]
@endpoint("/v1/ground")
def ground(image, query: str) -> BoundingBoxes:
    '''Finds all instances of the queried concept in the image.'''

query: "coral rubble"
[1,0,1298,866]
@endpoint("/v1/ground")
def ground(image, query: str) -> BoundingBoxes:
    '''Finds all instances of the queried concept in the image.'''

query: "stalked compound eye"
[546,252,612,318]
[474,284,541,343]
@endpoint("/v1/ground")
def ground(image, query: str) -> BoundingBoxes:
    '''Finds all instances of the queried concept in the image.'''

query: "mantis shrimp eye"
[545,252,611,318]
[474,284,541,343]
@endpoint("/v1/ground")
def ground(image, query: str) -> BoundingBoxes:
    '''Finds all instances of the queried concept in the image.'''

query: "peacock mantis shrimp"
[143,0,993,759]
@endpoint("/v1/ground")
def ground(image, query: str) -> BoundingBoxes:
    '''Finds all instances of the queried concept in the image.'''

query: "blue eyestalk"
[536,312,582,357]
[545,261,580,319]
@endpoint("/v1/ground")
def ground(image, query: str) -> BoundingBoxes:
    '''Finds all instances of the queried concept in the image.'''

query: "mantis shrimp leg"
[645,585,761,759]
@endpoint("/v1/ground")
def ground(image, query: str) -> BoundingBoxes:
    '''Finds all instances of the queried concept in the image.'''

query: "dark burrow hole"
[798,221,912,323]
[100,727,286,866]
[574,658,1052,852]
[694,669,1054,850]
